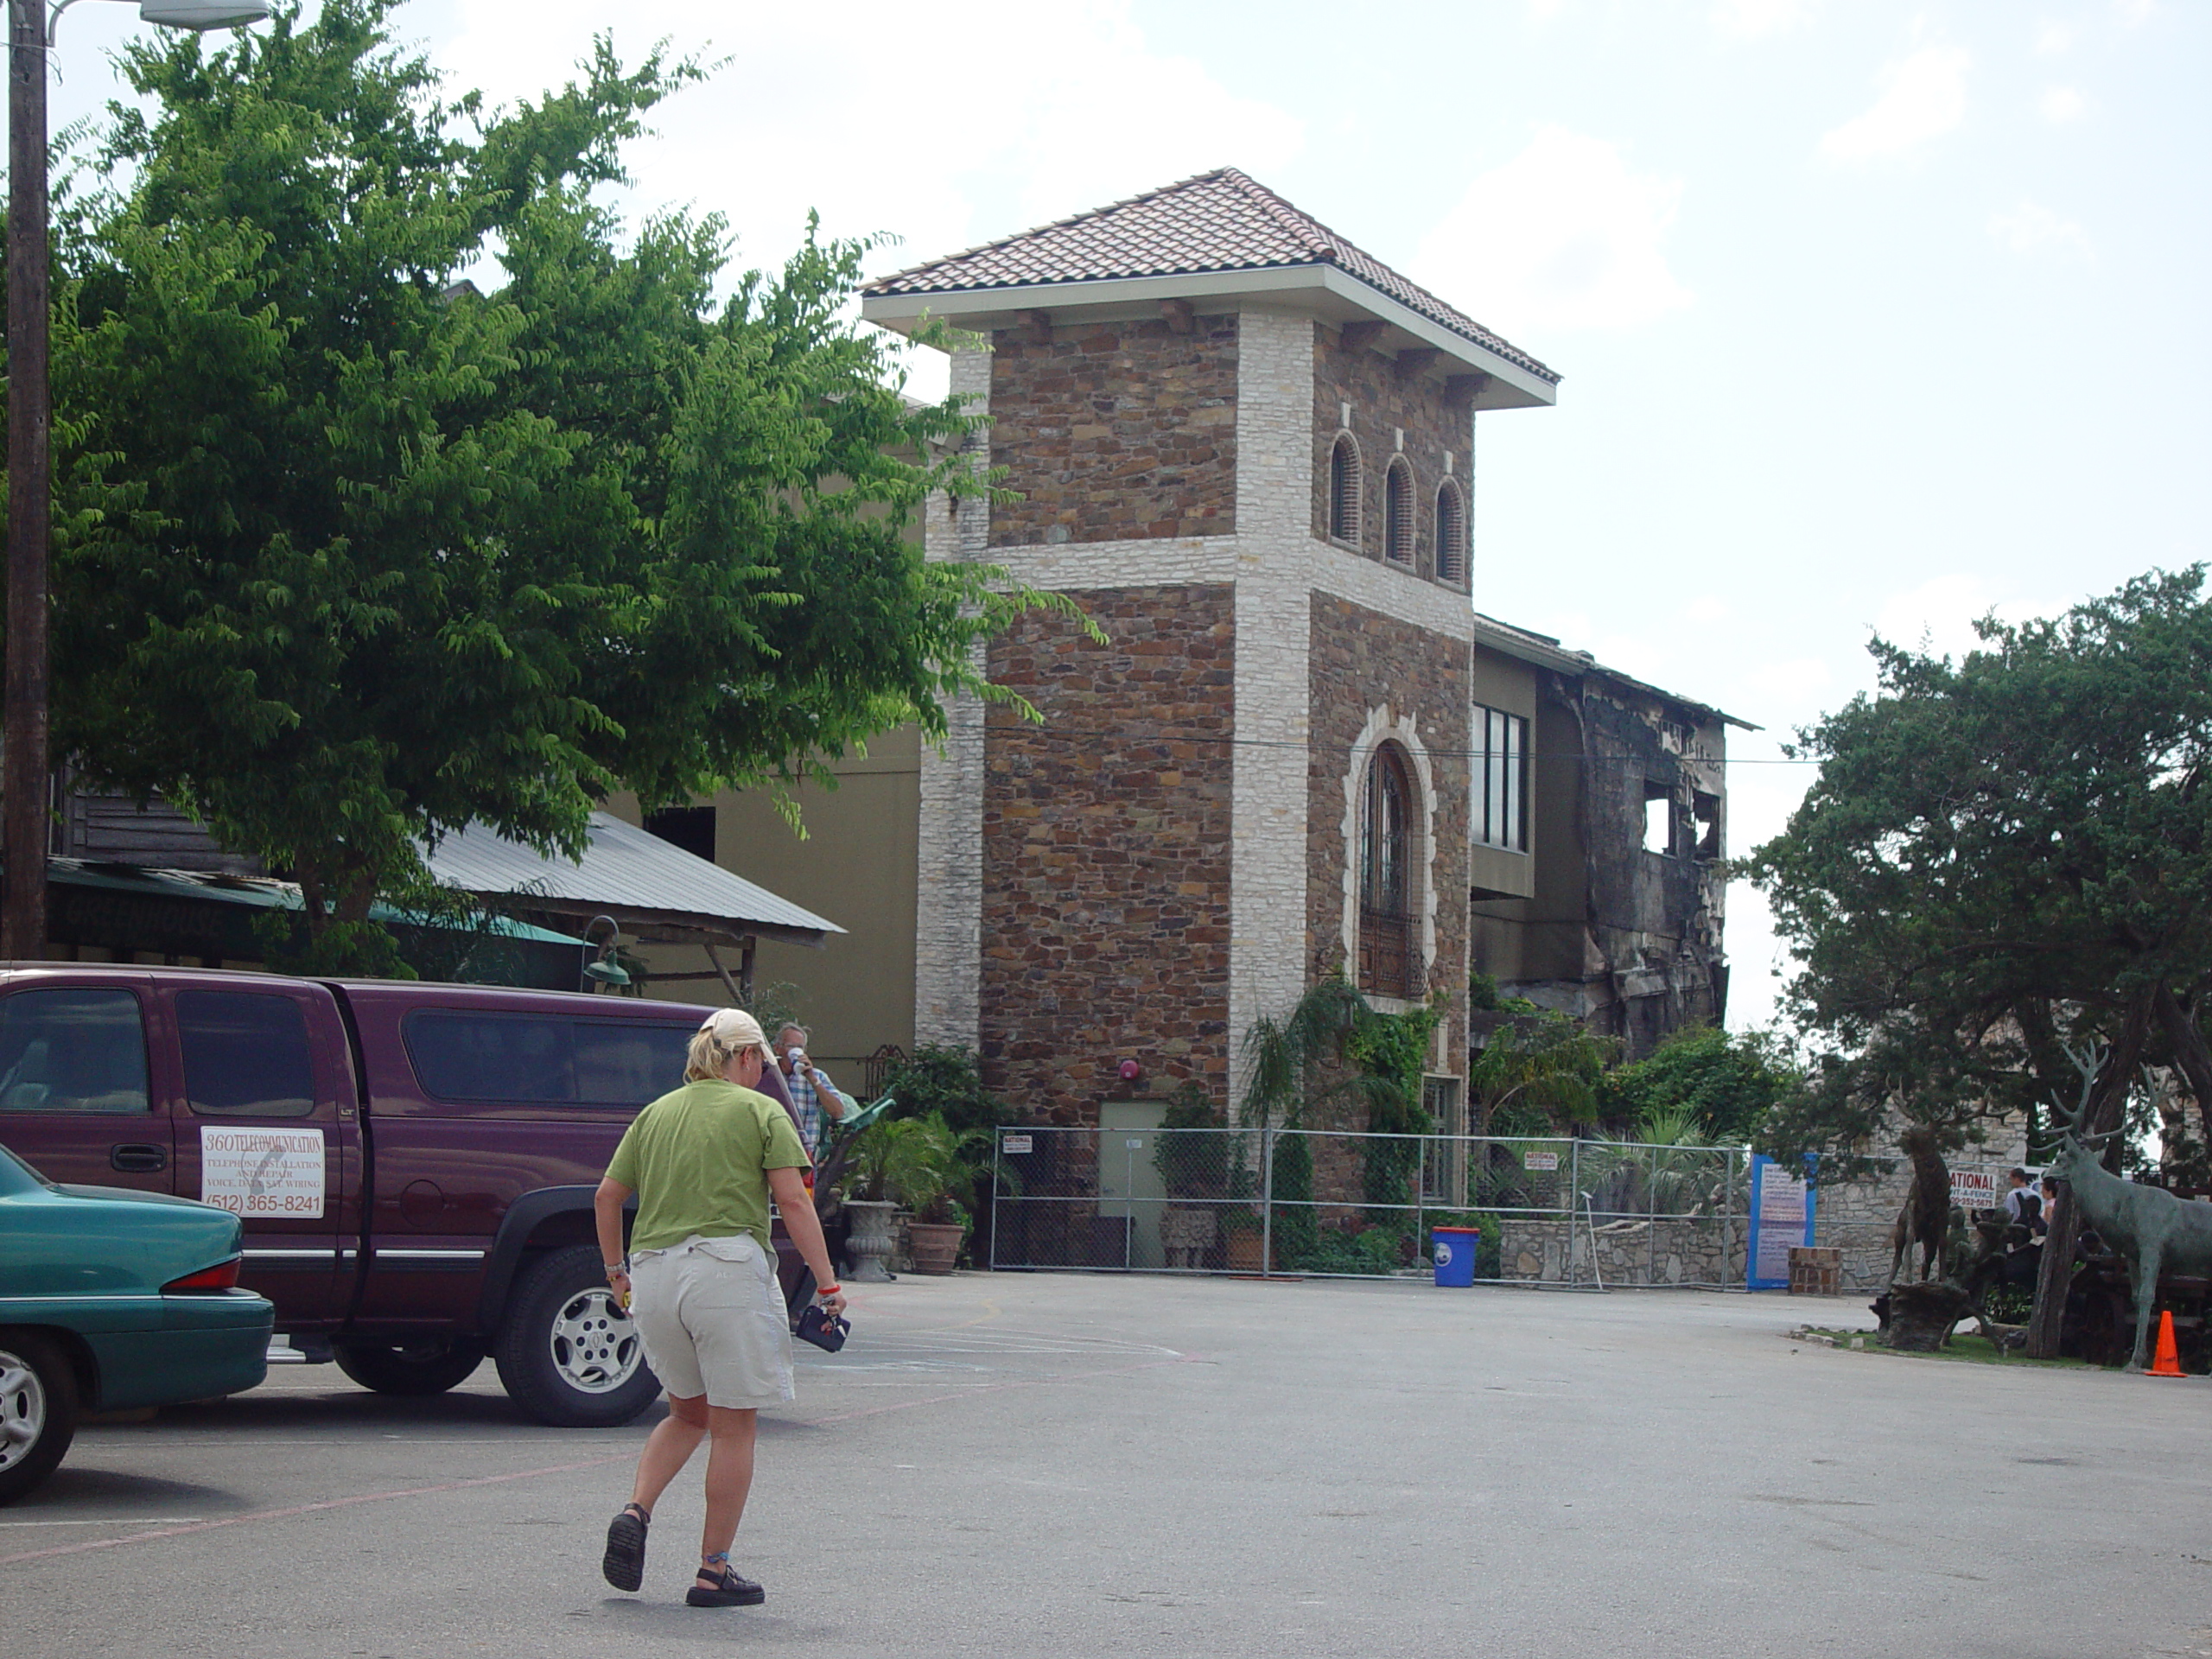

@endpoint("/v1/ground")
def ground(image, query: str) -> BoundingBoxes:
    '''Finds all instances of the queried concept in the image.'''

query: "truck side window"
[404,1012,690,1107]
[0,988,150,1115]
[176,991,316,1118]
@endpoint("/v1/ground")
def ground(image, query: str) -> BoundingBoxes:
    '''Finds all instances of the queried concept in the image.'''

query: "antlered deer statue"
[2049,1044,2212,1371]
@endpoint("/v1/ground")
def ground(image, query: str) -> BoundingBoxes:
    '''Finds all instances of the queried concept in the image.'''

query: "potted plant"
[843,1114,967,1276]
[907,1192,971,1274]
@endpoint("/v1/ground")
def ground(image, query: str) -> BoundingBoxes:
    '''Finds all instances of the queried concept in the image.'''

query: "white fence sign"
[1523,1151,1560,1171]
[200,1126,326,1218]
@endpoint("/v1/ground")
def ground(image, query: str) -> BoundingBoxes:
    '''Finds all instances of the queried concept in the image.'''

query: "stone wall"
[1306,596,1471,1077]
[1311,324,1471,592]
[978,584,1236,1124]
[1498,1217,1747,1287]
[989,315,1238,548]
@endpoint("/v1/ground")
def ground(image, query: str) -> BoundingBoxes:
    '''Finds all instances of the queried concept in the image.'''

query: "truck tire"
[333,1338,485,1397]
[493,1246,659,1427]
[0,1332,79,1506]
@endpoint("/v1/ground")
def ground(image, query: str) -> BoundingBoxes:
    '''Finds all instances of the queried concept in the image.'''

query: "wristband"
[816,1282,842,1296]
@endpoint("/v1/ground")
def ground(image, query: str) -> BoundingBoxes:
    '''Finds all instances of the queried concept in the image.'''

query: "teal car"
[0,1141,272,1503]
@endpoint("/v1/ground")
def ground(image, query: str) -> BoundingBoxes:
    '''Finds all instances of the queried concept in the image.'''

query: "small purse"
[795,1304,849,1352]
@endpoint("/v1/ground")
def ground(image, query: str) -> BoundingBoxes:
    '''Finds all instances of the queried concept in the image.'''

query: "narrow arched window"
[1383,461,1414,564]
[1359,745,1414,998]
[1435,483,1465,584]
[1329,434,1361,543]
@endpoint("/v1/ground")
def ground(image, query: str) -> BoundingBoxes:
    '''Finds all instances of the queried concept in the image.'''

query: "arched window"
[1329,434,1361,544]
[1359,744,1414,997]
[1383,460,1414,564]
[1434,482,1465,584]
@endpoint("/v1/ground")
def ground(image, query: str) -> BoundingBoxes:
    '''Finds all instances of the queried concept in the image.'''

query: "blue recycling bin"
[1432,1225,1478,1287]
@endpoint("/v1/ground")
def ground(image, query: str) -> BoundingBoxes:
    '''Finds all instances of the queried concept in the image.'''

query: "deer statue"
[1889,1124,1951,1284]
[2048,1044,2212,1371]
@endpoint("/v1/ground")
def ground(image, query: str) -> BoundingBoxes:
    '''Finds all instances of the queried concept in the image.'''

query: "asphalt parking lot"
[3,1273,2208,1659]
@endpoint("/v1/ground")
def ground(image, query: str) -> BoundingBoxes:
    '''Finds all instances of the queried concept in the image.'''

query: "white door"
[1097,1101,1167,1270]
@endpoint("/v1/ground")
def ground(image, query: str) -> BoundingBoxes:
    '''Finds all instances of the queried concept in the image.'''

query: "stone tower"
[861,168,1565,1125]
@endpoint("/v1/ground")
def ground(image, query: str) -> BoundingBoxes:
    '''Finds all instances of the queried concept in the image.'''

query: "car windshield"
[0,1140,55,1196]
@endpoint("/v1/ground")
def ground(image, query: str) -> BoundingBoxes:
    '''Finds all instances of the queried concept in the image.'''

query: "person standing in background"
[777,1022,850,1160]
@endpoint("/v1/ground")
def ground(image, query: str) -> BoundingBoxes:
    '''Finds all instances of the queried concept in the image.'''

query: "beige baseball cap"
[699,1007,768,1051]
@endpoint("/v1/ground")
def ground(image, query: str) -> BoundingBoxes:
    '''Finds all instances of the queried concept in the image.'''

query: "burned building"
[1461,618,1746,1060]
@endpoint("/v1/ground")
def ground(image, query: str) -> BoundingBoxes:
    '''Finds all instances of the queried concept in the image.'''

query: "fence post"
[1567,1138,1580,1288]
[990,1127,1001,1272]
[1262,1125,1275,1280]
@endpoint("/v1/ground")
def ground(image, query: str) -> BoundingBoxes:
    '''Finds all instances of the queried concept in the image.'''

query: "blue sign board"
[1745,1153,1818,1290]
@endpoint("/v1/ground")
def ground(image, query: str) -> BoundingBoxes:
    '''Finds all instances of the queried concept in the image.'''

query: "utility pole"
[3,0,51,960]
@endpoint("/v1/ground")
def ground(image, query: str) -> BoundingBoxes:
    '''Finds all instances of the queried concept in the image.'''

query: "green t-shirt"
[605,1079,810,1254]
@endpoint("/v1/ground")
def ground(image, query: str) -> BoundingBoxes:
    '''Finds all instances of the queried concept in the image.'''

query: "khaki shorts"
[628,1233,794,1409]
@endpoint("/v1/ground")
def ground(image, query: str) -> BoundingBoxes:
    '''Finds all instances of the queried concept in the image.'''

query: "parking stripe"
[3,1354,1196,1567]
[0,1452,631,1567]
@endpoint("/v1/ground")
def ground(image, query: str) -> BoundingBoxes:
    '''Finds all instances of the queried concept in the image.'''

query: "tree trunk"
[2152,981,2212,1149]
[1885,1279,1976,1353]
[2024,994,2148,1359]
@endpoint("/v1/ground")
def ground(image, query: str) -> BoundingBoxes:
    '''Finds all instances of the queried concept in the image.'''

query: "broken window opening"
[1693,791,1721,861]
[1643,783,1675,857]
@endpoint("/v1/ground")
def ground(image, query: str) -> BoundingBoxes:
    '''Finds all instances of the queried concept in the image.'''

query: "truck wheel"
[493,1246,659,1427]
[0,1333,78,1506]
[334,1338,486,1397]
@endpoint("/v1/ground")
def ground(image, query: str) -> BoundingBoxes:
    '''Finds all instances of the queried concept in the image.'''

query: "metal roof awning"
[39,858,588,989]
[421,812,844,950]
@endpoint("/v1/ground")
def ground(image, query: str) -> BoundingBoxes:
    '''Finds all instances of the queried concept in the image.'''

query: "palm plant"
[1238,978,1415,1266]
[844,1114,960,1212]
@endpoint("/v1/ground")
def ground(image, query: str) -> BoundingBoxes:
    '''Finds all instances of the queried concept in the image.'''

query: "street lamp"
[3,0,266,959]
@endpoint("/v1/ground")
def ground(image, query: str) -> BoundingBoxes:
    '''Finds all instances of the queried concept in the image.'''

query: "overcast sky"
[48,0,2212,1033]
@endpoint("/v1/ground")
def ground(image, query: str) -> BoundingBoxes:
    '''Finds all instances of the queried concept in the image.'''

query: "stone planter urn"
[906,1221,964,1274]
[843,1199,898,1282]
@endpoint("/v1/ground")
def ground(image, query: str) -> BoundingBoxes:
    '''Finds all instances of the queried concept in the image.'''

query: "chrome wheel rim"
[0,1350,48,1471]
[547,1289,642,1395]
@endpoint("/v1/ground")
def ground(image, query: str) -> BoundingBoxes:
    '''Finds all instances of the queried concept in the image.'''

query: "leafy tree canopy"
[1747,567,2212,1171]
[30,0,1059,971]
[1600,1025,1798,1146]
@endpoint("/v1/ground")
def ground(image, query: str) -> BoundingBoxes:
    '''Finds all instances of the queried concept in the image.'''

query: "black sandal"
[687,1561,766,1608]
[601,1503,649,1592]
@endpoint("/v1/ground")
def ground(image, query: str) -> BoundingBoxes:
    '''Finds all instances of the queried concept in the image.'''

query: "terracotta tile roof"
[864,168,1559,385]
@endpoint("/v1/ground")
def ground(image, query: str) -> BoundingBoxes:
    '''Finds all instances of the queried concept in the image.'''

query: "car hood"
[56,1183,219,1211]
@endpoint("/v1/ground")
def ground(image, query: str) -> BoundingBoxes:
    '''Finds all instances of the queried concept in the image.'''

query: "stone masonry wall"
[1306,597,1471,1067]
[979,585,1236,1125]
[989,315,1238,548]
[1311,325,1472,592]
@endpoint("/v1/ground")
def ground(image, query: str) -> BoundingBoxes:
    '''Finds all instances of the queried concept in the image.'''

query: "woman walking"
[594,1007,848,1607]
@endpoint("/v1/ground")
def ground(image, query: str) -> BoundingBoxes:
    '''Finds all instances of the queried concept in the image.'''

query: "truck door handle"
[110,1142,167,1173]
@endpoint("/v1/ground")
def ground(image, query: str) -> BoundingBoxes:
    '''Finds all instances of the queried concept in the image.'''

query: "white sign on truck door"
[200,1126,326,1218]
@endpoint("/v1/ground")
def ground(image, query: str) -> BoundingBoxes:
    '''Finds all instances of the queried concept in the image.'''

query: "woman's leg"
[631,1393,709,1513]
[697,1405,760,1576]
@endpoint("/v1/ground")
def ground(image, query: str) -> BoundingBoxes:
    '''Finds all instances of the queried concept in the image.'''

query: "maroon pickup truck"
[0,964,805,1427]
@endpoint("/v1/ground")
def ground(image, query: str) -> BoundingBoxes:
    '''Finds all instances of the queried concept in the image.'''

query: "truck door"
[0,977,167,1193]
[160,982,359,1325]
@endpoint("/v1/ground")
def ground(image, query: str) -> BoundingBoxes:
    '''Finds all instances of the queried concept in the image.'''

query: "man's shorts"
[628,1233,795,1409]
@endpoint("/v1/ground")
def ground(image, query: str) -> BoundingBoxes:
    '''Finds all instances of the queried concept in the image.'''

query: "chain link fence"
[989,1125,1753,1287]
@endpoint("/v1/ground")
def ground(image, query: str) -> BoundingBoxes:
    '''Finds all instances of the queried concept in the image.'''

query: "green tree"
[1601,1025,1799,1146]
[33,2,1061,972]
[1746,567,2212,1354]
[1465,1007,1612,1138]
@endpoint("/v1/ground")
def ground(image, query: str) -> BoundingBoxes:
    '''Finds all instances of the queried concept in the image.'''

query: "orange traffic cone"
[2149,1309,2185,1377]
